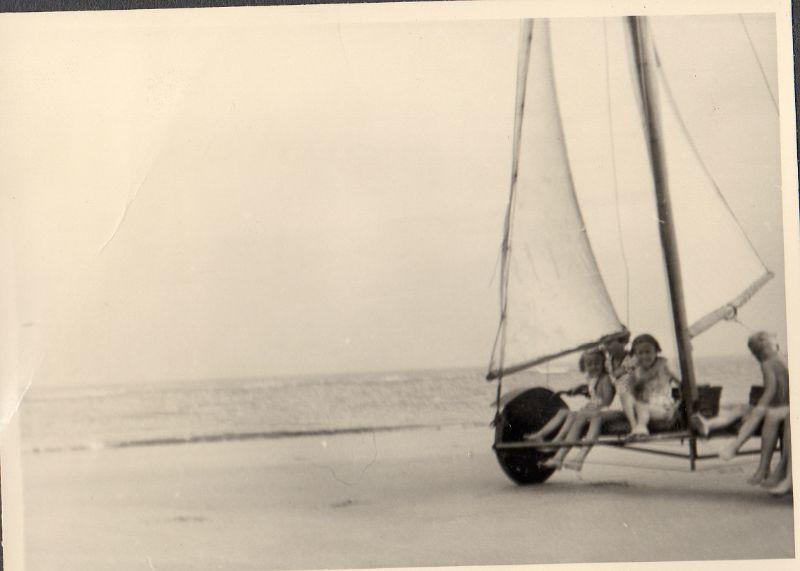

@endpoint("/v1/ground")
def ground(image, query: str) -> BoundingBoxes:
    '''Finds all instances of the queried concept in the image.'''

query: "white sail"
[655,59,773,338]
[488,20,624,379]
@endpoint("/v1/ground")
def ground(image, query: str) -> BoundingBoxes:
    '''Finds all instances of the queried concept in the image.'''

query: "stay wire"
[650,37,771,272]
[731,315,756,333]
[489,20,533,378]
[738,14,779,114]
[490,20,534,420]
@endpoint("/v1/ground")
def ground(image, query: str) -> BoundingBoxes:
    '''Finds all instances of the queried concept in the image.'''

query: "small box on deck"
[695,385,722,418]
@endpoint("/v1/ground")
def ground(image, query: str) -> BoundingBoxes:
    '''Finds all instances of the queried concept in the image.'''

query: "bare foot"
[747,471,767,486]
[627,426,649,441]
[718,442,738,461]
[761,470,785,488]
[524,433,544,442]
[769,475,793,496]
[564,460,584,472]
[542,457,563,469]
[690,414,710,438]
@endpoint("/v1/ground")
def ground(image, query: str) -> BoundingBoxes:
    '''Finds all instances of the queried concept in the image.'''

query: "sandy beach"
[21,425,794,570]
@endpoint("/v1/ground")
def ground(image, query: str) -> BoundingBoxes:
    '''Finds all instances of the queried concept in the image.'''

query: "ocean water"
[20,355,761,454]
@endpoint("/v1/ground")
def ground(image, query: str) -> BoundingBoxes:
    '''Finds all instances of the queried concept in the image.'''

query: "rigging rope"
[490,20,535,421]
[488,20,533,385]
[730,314,756,333]
[734,317,754,331]
[603,18,632,325]
[650,40,771,272]
[738,14,779,114]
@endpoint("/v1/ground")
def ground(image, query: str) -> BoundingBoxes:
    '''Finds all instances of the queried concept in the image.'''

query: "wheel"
[493,387,568,485]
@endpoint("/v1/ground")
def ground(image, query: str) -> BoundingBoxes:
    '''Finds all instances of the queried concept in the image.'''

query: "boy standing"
[692,332,789,485]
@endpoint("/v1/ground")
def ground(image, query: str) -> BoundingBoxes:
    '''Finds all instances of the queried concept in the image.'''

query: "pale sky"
[0,9,787,387]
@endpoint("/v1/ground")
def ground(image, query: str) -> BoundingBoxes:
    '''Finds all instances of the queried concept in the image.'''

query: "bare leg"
[566,414,603,471]
[748,410,781,485]
[770,416,792,496]
[545,412,588,469]
[720,406,767,461]
[631,402,651,436]
[763,420,789,487]
[763,457,787,488]
[619,391,637,433]
[759,407,789,486]
[551,411,577,443]
[691,405,749,437]
[762,439,788,487]
[525,408,568,441]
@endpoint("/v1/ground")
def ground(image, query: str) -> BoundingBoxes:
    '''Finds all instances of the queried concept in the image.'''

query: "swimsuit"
[633,357,679,417]
[587,374,614,407]
[606,353,636,396]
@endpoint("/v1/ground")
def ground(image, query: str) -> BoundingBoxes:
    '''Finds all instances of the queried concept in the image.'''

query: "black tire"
[494,387,568,485]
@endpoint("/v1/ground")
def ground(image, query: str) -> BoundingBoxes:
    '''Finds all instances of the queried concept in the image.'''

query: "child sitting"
[600,331,636,429]
[600,330,637,433]
[691,332,789,485]
[542,348,616,470]
[628,334,681,437]
[525,349,614,450]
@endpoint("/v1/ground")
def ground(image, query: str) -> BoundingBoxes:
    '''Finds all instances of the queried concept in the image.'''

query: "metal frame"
[494,431,763,463]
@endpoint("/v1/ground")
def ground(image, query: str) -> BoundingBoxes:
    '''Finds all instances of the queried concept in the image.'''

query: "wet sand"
[22,425,794,569]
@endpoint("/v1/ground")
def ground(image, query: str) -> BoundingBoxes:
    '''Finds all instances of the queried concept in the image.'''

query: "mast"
[627,17,699,469]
